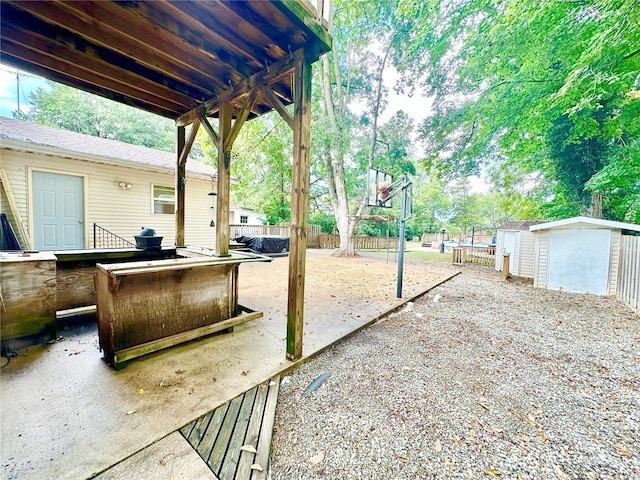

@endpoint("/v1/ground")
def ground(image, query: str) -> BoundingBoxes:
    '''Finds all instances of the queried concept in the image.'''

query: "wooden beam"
[178,118,201,167]
[260,85,294,130]
[0,168,31,249]
[216,104,232,257]
[177,48,304,127]
[175,126,186,247]
[114,311,264,364]
[0,11,196,110]
[224,88,259,152]
[10,0,226,96]
[201,116,220,150]
[286,53,313,361]
[0,52,179,119]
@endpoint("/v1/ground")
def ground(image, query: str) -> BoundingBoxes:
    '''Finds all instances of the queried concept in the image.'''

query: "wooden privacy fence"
[230,224,321,248]
[319,234,399,250]
[618,235,639,312]
[451,245,496,266]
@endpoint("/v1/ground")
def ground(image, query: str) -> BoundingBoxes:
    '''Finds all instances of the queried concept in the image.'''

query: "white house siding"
[495,230,505,271]
[618,235,640,311]
[495,228,537,279]
[512,231,522,275]
[0,149,215,249]
[533,231,549,289]
[229,207,265,225]
[519,231,537,278]
[608,230,620,296]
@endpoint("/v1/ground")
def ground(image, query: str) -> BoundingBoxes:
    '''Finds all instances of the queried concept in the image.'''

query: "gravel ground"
[270,267,639,480]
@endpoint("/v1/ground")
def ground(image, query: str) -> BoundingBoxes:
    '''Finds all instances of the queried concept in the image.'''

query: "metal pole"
[397,178,407,298]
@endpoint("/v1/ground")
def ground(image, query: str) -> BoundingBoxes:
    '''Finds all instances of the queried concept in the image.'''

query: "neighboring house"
[530,216,640,296]
[495,220,547,278]
[0,117,253,250]
[230,206,265,226]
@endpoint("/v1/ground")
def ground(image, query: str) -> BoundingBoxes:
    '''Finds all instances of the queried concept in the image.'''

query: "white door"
[32,171,85,250]
[503,231,517,274]
[547,229,611,295]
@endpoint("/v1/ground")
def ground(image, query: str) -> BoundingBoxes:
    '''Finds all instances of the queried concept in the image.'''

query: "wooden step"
[180,375,280,480]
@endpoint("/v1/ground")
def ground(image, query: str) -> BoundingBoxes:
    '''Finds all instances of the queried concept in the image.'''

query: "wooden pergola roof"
[0,0,331,124]
[0,0,332,361]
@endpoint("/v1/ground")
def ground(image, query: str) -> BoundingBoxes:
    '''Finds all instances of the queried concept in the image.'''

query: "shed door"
[33,171,85,250]
[503,231,517,274]
[547,229,611,295]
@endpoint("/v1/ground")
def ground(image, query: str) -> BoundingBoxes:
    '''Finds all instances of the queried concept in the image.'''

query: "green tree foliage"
[225,115,293,225]
[396,0,640,222]
[23,81,176,151]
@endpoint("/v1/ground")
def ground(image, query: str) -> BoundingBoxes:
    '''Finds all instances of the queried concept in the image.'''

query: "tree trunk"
[320,54,357,256]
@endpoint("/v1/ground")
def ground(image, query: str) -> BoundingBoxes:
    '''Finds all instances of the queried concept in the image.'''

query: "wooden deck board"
[181,376,280,480]
[209,394,244,474]
[235,383,268,479]
[251,378,280,480]
[187,411,213,449]
[199,403,229,464]
[219,386,258,479]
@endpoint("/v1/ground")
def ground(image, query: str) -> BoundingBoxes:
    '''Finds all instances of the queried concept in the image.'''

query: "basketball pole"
[397,178,407,298]
[396,176,412,298]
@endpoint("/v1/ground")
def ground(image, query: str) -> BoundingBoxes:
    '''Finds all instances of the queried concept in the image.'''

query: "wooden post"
[216,103,232,257]
[286,53,312,361]
[175,125,186,247]
[502,253,510,281]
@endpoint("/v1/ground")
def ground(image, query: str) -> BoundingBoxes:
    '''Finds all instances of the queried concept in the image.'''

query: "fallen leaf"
[250,463,263,472]
[309,452,324,465]
[240,445,257,454]
[393,452,409,463]
[553,464,570,480]
[614,444,632,458]
[138,388,144,395]
[126,410,137,415]
[539,433,547,442]
[486,469,501,477]
[516,434,530,442]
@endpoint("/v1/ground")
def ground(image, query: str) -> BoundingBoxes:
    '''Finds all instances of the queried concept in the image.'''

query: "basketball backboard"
[366,168,393,208]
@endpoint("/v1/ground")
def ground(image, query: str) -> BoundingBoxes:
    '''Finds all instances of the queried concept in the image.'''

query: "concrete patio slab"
[93,432,217,480]
[1,249,458,479]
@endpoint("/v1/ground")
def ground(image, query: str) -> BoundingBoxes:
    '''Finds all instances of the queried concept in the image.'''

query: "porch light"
[118,181,132,189]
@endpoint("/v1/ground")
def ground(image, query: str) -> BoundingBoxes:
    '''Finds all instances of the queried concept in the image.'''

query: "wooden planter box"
[0,252,57,342]
[95,255,265,369]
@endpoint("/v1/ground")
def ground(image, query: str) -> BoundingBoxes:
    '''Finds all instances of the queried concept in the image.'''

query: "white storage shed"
[495,220,547,278]
[530,216,640,296]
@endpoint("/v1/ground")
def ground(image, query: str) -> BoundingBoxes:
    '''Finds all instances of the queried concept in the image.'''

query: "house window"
[240,215,249,224]
[153,185,175,214]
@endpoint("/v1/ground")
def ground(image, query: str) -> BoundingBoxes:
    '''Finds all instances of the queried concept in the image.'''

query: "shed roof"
[0,1,331,124]
[498,220,547,231]
[529,216,640,233]
[0,116,215,178]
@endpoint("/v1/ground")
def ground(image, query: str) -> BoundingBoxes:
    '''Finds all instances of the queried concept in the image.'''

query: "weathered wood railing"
[452,245,496,266]
[618,235,639,312]
[230,224,321,248]
[93,224,136,249]
[319,234,399,250]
